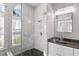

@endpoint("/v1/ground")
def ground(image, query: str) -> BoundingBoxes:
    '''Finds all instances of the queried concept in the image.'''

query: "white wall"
[46,4,55,39]
[34,3,48,54]
[22,4,34,51]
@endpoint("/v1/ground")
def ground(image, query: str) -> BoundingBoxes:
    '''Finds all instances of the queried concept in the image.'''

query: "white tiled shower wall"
[34,3,55,55]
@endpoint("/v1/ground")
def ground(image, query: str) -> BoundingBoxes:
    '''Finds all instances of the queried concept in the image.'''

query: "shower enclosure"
[0,3,26,56]
[0,3,22,56]
[0,3,48,56]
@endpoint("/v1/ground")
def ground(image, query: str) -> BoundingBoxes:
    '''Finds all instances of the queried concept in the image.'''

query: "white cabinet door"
[48,43,57,56]
[56,45,63,56]
[61,45,73,56]
[48,42,73,56]
[48,42,62,56]
[74,48,79,56]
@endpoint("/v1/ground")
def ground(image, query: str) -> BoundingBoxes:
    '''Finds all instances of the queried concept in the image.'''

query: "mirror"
[56,13,73,32]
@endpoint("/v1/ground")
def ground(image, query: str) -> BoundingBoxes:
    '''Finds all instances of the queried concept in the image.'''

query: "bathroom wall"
[34,3,47,54]
[52,3,79,40]
[46,4,55,39]
[21,3,34,51]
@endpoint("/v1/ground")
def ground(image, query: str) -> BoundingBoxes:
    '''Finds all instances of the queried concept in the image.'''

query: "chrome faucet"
[60,34,63,42]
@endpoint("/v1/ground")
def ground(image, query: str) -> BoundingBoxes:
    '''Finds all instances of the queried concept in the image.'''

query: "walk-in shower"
[0,3,45,56]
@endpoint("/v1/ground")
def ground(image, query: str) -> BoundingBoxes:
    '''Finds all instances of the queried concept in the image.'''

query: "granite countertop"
[48,37,79,49]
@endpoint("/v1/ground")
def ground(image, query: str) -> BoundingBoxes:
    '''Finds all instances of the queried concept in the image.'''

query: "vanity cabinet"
[74,48,79,56]
[61,45,73,56]
[48,42,73,56]
[48,42,64,56]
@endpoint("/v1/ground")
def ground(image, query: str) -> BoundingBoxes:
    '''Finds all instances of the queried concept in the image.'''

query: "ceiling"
[27,3,40,7]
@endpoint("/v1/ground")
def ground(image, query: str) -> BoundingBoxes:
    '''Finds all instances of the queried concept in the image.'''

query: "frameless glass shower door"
[11,3,22,56]
[0,3,22,56]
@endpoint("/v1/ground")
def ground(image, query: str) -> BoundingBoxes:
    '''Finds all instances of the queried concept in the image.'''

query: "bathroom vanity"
[48,37,79,56]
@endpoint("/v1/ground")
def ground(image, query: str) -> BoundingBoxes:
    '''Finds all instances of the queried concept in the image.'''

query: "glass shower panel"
[0,3,5,49]
[12,4,22,56]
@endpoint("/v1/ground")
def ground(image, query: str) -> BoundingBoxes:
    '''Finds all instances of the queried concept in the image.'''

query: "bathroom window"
[12,5,21,45]
[0,4,5,48]
[57,13,72,32]
[56,6,75,32]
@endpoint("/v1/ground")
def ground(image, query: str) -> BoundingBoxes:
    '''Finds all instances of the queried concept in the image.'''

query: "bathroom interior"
[0,3,79,56]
